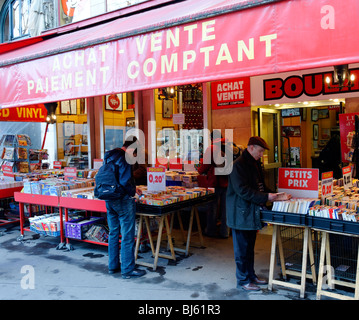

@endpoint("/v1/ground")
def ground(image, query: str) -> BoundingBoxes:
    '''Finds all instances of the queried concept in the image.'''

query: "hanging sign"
[321,171,333,201]
[342,166,353,190]
[147,167,166,192]
[0,105,47,122]
[172,113,185,125]
[211,77,250,110]
[339,113,358,163]
[278,168,319,198]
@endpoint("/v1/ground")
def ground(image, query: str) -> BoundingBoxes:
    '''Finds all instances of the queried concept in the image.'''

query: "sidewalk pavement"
[0,224,337,301]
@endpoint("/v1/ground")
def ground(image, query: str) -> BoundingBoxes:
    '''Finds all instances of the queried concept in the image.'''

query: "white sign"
[93,159,104,169]
[147,167,166,192]
[342,166,353,190]
[172,113,185,124]
[321,171,333,201]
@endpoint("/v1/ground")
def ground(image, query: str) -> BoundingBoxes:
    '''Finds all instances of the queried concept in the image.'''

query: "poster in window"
[63,121,75,137]
[61,100,77,114]
[126,92,135,109]
[82,122,88,145]
[105,94,123,111]
[64,139,75,156]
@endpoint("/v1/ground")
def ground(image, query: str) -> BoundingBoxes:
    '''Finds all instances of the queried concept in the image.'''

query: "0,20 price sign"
[147,167,166,192]
[321,171,333,201]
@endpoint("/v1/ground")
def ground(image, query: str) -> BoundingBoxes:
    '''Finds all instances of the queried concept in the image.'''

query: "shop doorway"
[257,108,281,191]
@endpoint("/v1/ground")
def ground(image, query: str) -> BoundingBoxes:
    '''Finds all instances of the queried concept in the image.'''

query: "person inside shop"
[318,128,341,179]
[133,149,148,186]
[104,136,146,279]
[226,136,291,291]
[197,130,235,238]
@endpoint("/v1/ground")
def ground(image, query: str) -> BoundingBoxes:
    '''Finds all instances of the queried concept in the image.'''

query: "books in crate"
[29,213,63,237]
[272,198,320,214]
[308,205,359,222]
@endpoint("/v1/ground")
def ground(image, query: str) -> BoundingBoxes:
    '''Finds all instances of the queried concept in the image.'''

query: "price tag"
[147,167,166,192]
[321,171,333,201]
[53,161,62,169]
[93,159,103,169]
[342,166,353,190]
[64,167,77,181]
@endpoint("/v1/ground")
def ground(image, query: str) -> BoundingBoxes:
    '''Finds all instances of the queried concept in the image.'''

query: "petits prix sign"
[211,77,250,110]
[278,168,319,198]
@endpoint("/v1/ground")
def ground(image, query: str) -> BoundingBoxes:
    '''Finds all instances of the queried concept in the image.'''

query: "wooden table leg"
[144,216,155,256]
[308,229,317,285]
[316,231,327,300]
[268,224,278,291]
[299,227,310,298]
[135,215,143,262]
[152,215,165,270]
[277,226,287,280]
[185,207,195,256]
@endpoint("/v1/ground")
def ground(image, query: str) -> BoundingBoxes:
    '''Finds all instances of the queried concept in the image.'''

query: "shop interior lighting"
[326,64,355,91]
[44,102,58,124]
[157,87,176,100]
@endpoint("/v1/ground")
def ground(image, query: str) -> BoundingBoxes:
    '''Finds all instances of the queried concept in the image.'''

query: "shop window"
[59,0,151,26]
[103,92,135,152]
[107,0,148,12]
[0,0,30,41]
[56,99,88,169]
[0,121,53,173]
[0,0,55,41]
[155,84,204,165]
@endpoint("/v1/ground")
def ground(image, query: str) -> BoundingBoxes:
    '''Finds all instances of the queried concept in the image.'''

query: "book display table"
[262,209,359,300]
[315,229,359,300]
[134,194,214,270]
[264,221,316,299]
[14,192,215,270]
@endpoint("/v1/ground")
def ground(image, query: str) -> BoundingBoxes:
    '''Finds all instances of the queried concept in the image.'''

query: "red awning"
[1,0,359,108]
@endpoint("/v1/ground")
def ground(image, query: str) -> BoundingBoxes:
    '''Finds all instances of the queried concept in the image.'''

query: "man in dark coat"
[226,136,290,291]
[104,137,146,279]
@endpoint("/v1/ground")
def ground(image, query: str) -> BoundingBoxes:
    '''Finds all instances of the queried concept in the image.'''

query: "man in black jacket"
[105,136,146,279]
[226,136,290,291]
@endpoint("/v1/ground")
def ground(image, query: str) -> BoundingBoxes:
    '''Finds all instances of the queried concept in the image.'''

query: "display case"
[0,134,48,174]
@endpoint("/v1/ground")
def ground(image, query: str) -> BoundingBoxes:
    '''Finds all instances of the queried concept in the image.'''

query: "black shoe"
[122,269,146,279]
[108,267,120,274]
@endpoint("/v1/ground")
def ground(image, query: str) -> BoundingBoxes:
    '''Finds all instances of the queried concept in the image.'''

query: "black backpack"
[94,154,125,200]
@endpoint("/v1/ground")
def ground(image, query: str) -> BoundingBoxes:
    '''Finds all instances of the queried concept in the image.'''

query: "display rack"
[0,186,23,227]
[59,196,107,250]
[15,192,63,245]
[14,191,215,270]
[0,134,48,174]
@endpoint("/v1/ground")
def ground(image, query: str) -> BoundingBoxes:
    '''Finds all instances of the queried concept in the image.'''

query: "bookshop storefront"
[0,0,359,179]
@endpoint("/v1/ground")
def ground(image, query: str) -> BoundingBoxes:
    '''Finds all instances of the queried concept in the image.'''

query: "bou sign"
[278,168,319,198]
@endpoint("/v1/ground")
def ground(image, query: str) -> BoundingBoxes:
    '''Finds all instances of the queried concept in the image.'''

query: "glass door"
[257,108,281,191]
